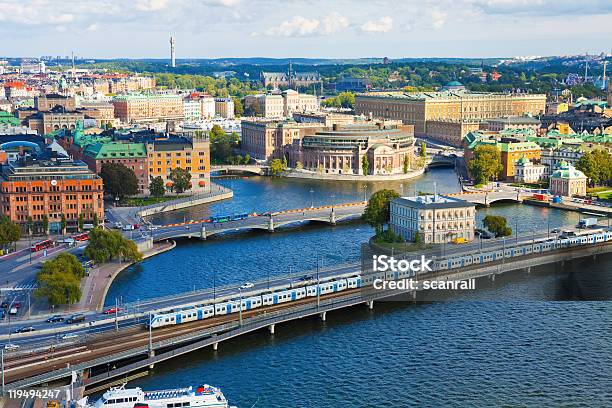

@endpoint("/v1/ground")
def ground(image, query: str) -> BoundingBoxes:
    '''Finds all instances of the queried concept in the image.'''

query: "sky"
[1,0,612,59]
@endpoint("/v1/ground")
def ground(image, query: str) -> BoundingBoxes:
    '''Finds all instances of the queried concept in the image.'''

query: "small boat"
[77,384,236,408]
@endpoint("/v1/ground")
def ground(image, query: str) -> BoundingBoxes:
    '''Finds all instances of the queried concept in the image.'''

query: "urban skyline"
[2,0,612,59]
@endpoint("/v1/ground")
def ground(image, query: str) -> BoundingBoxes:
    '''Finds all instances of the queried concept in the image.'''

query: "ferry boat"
[78,384,236,408]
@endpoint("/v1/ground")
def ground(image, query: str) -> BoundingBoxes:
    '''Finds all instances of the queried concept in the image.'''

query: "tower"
[170,36,176,68]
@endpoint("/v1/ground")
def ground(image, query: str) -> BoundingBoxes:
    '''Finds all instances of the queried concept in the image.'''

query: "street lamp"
[363,185,368,203]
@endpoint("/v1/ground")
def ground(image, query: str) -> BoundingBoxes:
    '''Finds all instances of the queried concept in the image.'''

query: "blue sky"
[1,0,612,59]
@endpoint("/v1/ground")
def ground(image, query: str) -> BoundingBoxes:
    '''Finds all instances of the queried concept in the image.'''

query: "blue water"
[105,169,612,406]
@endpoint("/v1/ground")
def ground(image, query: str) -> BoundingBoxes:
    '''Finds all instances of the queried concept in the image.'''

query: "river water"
[105,169,612,407]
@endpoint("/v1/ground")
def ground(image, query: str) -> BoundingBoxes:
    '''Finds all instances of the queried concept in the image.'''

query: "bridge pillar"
[268,216,274,232]
[320,311,326,321]
[200,225,206,240]
[367,300,374,310]
[330,210,336,225]
[269,324,275,334]
[213,342,219,351]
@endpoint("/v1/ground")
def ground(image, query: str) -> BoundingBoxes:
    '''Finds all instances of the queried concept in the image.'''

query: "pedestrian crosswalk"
[13,281,37,290]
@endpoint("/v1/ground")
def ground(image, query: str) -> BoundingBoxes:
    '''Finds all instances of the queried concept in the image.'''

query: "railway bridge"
[4,231,612,392]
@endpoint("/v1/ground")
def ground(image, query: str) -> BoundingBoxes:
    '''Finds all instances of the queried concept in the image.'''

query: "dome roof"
[446,81,463,87]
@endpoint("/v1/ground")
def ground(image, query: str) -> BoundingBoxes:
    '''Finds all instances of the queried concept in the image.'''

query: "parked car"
[60,333,79,341]
[240,282,254,290]
[103,307,123,315]
[475,229,495,239]
[122,224,134,231]
[66,314,86,324]
[14,326,36,333]
[3,343,20,351]
[46,315,64,323]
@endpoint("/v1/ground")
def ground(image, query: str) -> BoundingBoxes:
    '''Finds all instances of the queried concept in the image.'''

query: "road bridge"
[150,202,366,241]
[3,230,612,391]
[211,164,267,175]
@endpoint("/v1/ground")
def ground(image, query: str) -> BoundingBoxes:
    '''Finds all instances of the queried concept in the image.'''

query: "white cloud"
[206,0,241,6]
[261,12,349,37]
[134,0,170,12]
[87,23,100,32]
[428,7,446,30]
[360,16,393,33]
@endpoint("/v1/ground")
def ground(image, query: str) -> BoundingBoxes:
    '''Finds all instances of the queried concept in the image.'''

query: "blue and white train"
[148,275,362,328]
[148,229,612,329]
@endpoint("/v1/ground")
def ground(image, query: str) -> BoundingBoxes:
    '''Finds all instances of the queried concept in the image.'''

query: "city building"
[244,94,284,118]
[35,94,76,112]
[334,77,371,93]
[81,142,149,194]
[26,107,85,135]
[240,119,322,161]
[146,135,210,191]
[112,94,184,123]
[293,112,355,127]
[183,98,202,121]
[390,195,476,244]
[482,116,541,132]
[245,90,319,118]
[514,156,547,183]
[261,70,321,89]
[499,141,541,181]
[549,162,587,197]
[425,120,481,147]
[355,90,546,145]
[214,98,235,119]
[78,102,116,128]
[292,122,415,175]
[0,153,104,233]
[282,90,319,116]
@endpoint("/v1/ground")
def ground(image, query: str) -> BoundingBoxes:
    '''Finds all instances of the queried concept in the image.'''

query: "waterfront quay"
[3,227,611,391]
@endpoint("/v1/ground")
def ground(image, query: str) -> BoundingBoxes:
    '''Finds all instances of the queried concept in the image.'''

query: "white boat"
[79,384,236,408]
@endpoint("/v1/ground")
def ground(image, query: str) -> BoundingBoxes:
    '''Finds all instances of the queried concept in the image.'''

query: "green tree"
[60,213,67,235]
[232,96,244,117]
[149,176,166,197]
[84,228,143,264]
[576,149,612,187]
[362,189,400,234]
[483,215,512,237]
[403,155,410,174]
[243,154,251,165]
[35,253,85,305]
[93,213,99,228]
[26,216,33,236]
[42,215,49,235]
[468,145,503,184]
[269,158,286,176]
[209,126,240,164]
[168,168,192,193]
[420,142,427,158]
[0,216,21,251]
[361,155,369,176]
[100,163,139,200]
[78,214,85,232]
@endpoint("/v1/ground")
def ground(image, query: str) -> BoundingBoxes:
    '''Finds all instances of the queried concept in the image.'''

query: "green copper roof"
[83,141,147,159]
[550,164,586,180]
[0,111,21,126]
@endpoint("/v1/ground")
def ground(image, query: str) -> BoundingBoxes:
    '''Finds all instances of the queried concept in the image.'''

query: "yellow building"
[146,135,210,191]
[355,89,546,145]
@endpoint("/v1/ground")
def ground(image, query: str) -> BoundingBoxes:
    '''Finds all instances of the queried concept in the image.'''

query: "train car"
[346,276,362,289]
[262,288,305,306]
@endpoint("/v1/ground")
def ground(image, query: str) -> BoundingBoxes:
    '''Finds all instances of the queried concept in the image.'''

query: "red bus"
[30,239,54,252]
[72,233,89,242]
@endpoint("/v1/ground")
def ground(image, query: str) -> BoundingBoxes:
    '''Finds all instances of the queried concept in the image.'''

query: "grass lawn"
[122,195,187,207]
[595,191,612,200]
